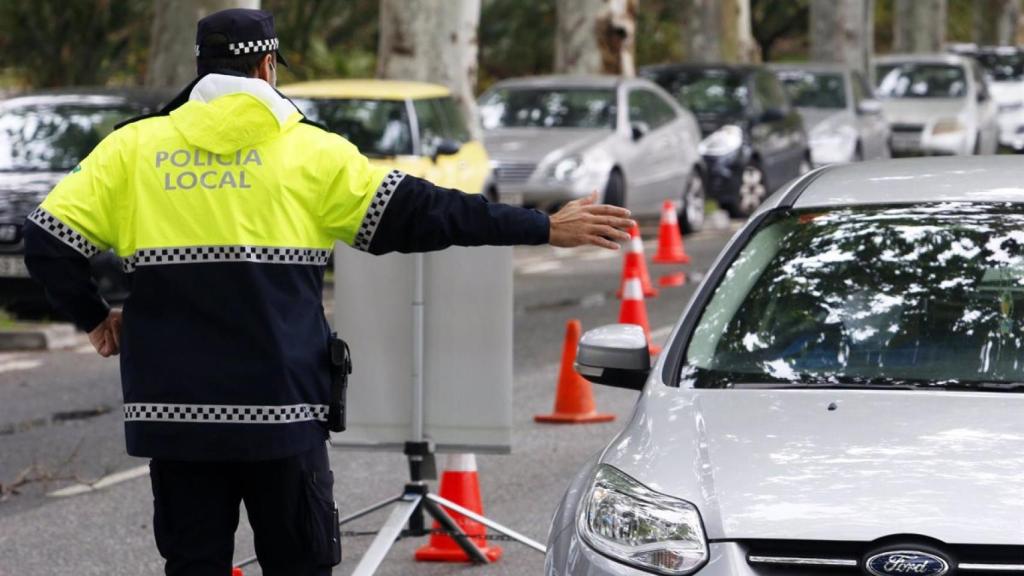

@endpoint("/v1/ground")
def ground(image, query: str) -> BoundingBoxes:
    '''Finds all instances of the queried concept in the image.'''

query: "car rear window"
[478,87,616,130]
[776,70,847,109]
[684,205,1024,391]
[875,63,968,99]
[0,104,139,171]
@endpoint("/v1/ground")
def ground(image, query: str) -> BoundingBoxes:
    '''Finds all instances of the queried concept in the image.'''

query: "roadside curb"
[0,323,79,351]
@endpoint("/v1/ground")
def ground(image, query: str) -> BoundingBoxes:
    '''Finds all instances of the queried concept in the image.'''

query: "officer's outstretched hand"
[88,310,123,358]
[549,192,635,250]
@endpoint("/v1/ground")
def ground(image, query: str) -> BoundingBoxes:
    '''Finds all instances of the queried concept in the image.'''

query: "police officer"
[23,8,633,576]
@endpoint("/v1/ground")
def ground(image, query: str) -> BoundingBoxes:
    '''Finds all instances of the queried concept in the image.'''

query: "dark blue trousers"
[149,442,340,576]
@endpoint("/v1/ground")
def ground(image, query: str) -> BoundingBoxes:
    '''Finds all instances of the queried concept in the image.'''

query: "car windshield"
[777,70,847,109]
[479,87,616,129]
[645,69,748,116]
[684,204,1024,391]
[0,103,137,171]
[293,98,413,157]
[976,51,1024,81]
[875,63,968,98]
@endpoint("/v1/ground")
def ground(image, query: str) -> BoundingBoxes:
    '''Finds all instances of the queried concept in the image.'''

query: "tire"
[854,143,864,162]
[679,170,706,234]
[604,169,625,207]
[727,161,768,218]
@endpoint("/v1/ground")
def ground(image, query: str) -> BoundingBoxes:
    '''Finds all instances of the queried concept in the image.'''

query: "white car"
[546,156,1024,576]
[973,46,1024,151]
[875,54,999,156]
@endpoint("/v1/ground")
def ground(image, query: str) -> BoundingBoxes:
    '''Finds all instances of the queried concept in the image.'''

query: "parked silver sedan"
[547,156,1024,576]
[479,75,707,231]
[771,64,890,165]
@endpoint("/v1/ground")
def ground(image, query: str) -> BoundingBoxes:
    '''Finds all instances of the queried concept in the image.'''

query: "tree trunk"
[974,0,1020,45]
[810,0,874,75]
[554,0,638,76]
[145,0,260,88]
[893,0,946,53]
[377,0,482,138]
[680,0,758,64]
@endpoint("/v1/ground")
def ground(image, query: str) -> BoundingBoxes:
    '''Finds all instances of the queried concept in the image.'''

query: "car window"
[294,98,413,157]
[683,205,1024,391]
[478,87,616,130]
[0,103,140,171]
[976,50,1024,81]
[754,72,789,112]
[432,97,471,143]
[875,63,967,98]
[643,68,749,116]
[628,89,676,129]
[412,98,448,152]
[850,71,868,106]
[776,70,847,109]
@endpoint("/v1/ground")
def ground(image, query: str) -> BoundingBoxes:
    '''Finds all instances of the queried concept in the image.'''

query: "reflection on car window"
[0,104,137,171]
[646,69,749,116]
[628,89,676,129]
[479,88,616,129]
[876,63,967,98]
[294,98,413,157]
[777,71,847,109]
[684,205,1024,391]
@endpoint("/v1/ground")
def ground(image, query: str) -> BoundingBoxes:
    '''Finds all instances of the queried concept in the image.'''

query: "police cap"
[195,8,288,67]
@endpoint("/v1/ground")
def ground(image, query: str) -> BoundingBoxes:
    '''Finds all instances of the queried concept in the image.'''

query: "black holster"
[327,334,352,433]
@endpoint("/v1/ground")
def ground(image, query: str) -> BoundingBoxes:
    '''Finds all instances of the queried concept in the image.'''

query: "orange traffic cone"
[620,272,661,355]
[617,223,657,299]
[653,201,691,264]
[535,320,616,424]
[232,569,243,576]
[658,271,687,288]
[415,454,503,563]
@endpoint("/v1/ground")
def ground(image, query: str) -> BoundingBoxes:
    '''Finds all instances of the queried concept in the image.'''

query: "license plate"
[0,255,29,278]
[891,134,920,150]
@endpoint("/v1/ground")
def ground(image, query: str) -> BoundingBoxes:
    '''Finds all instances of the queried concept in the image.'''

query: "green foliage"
[635,0,683,66]
[479,0,556,90]
[750,0,808,62]
[266,0,379,83]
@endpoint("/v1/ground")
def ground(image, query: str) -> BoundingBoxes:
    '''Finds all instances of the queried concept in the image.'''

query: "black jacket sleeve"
[366,174,550,255]
[23,219,110,333]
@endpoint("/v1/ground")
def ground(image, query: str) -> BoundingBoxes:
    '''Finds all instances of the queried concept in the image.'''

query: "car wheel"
[604,169,625,207]
[732,162,767,218]
[680,170,706,234]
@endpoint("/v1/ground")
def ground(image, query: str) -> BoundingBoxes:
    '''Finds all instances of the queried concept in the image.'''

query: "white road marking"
[74,344,96,354]
[48,464,149,498]
[0,359,42,373]
[518,261,563,274]
[581,250,618,261]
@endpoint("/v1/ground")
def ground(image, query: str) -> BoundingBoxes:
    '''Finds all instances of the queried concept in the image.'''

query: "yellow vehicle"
[280,79,490,194]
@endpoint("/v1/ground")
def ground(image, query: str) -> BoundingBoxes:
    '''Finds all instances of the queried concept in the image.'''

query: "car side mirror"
[857,99,883,115]
[630,121,651,141]
[575,324,651,391]
[431,138,462,163]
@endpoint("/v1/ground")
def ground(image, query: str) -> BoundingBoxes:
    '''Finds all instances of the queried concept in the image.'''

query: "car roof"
[486,75,623,90]
[0,87,172,109]
[279,79,450,101]
[640,63,762,76]
[873,53,970,67]
[774,156,1024,211]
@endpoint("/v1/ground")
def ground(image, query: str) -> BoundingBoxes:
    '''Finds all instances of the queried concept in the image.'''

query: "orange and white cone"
[619,272,660,355]
[652,200,691,265]
[617,224,657,299]
[415,454,503,563]
[232,569,244,576]
[535,319,616,424]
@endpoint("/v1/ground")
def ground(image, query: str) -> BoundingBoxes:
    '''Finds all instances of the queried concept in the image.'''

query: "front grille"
[742,540,1024,574]
[891,123,925,133]
[492,161,536,184]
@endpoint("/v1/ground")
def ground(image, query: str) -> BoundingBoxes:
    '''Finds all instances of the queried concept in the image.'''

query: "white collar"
[189,74,296,126]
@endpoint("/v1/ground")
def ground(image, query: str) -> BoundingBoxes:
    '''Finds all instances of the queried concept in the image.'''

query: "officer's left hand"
[88,310,122,358]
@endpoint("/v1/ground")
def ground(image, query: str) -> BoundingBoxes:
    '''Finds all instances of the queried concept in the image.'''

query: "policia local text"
[156,148,262,190]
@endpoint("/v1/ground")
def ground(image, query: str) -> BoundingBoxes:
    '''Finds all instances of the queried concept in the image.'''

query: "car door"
[750,71,799,189]
[851,70,889,159]
[624,87,677,212]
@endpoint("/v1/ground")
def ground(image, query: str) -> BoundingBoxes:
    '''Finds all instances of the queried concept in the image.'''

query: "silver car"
[546,156,1024,576]
[479,75,707,231]
[772,64,890,165]
[874,53,999,156]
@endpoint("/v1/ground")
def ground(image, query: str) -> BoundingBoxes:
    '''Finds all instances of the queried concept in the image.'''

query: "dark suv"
[0,88,170,312]
[641,64,810,217]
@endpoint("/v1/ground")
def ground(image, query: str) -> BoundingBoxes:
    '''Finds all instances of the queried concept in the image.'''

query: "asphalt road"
[0,218,737,576]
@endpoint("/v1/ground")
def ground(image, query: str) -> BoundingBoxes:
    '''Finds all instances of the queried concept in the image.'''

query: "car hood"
[693,112,746,137]
[482,128,613,163]
[0,171,63,223]
[797,107,854,135]
[989,81,1024,105]
[603,387,1024,544]
[878,98,966,125]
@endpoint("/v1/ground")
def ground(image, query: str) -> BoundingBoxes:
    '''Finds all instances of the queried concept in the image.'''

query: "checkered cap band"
[195,37,278,57]
[124,403,329,424]
[353,170,406,252]
[27,207,101,258]
[122,245,331,273]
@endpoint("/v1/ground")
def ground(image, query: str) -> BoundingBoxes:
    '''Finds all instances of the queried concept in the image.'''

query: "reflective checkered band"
[124,403,328,424]
[27,207,100,258]
[353,170,405,252]
[195,37,278,57]
[122,245,331,273]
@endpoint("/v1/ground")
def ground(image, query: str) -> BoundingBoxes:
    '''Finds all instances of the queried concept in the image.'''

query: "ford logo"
[866,550,950,576]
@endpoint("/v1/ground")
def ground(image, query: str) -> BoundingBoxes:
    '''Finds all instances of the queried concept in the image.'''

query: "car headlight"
[578,465,708,575]
[698,124,743,157]
[552,155,583,181]
[932,117,965,135]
